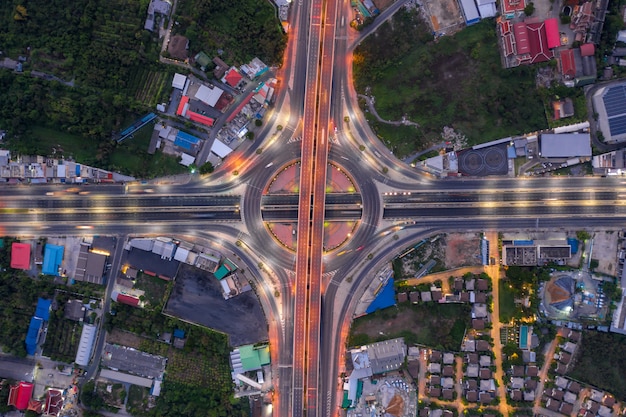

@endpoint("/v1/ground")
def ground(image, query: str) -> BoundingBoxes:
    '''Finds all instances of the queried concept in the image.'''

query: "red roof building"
[513,20,555,64]
[10,242,31,270]
[580,43,595,56]
[223,67,243,88]
[545,18,561,48]
[7,382,34,411]
[176,95,189,117]
[502,0,525,15]
[187,111,214,126]
[44,389,64,415]
[116,293,140,307]
[560,49,576,78]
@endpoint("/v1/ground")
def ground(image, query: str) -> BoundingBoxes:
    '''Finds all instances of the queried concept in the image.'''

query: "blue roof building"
[173,329,185,339]
[25,317,43,355]
[35,298,51,321]
[42,244,64,276]
[366,278,396,314]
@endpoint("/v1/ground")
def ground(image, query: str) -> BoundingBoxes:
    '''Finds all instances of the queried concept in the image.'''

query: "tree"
[246,131,254,140]
[576,230,591,241]
[524,2,535,15]
[254,119,262,127]
[199,162,214,175]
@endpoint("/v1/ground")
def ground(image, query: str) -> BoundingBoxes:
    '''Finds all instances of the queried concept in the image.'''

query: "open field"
[570,331,626,401]
[498,280,520,323]
[349,303,470,350]
[134,271,170,308]
[129,69,172,107]
[353,11,547,157]
[28,126,99,163]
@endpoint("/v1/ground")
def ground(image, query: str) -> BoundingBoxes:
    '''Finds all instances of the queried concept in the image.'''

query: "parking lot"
[165,263,268,347]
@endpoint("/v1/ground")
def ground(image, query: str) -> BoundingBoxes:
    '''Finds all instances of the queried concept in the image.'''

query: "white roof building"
[195,84,224,107]
[75,324,98,366]
[211,139,233,159]
[172,73,187,90]
[476,0,497,17]
[179,153,195,167]
[540,133,591,158]
[129,238,155,252]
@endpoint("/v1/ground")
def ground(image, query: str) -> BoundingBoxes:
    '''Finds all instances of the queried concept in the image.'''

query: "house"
[397,292,408,303]
[479,355,491,367]
[568,381,581,393]
[443,365,455,377]
[510,377,524,389]
[564,391,577,404]
[421,291,432,302]
[560,49,576,79]
[472,319,485,330]
[430,351,442,362]
[479,368,491,379]
[466,390,479,402]
[526,365,538,377]
[546,398,562,411]
[222,67,244,88]
[479,392,493,404]
[65,299,86,321]
[510,389,523,401]
[429,363,441,374]
[472,304,488,319]
[442,389,454,400]
[430,375,441,386]
[466,353,478,364]
[560,402,574,415]
[467,364,479,378]
[442,352,454,365]
[475,340,490,351]
[428,386,442,397]
[524,379,537,391]
[144,0,172,32]
[466,379,478,391]
[441,377,454,389]
[213,57,229,79]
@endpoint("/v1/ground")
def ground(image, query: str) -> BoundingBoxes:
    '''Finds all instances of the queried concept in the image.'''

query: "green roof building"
[239,344,270,371]
[194,51,211,70]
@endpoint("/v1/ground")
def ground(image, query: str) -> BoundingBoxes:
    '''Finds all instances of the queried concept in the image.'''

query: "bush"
[254,119,262,127]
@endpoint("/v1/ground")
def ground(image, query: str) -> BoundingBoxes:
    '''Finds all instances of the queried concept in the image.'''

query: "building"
[222,67,244,88]
[25,317,43,355]
[240,58,268,79]
[113,291,141,307]
[35,298,51,321]
[172,73,188,90]
[501,0,525,18]
[210,139,234,159]
[42,244,64,276]
[500,18,560,68]
[75,324,97,366]
[65,299,86,322]
[213,57,229,79]
[144,0,172,31]
[7,382,34,411]
[503,241,572,266]
[540,133,591,158]
[194,84,224,108]
[592,149,626,175]
[74,242,108,284]
[194,51,211,70]
[476,0,497,18]
[231,344,271,374]
[10,242,31,270]
[459,0,481,25]
[593,83,626,143]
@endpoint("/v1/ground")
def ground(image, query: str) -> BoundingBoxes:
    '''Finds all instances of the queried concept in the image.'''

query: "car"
[357,245,365,251]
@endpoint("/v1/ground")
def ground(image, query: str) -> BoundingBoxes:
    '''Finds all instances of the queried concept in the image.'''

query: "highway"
[5,0,626,414]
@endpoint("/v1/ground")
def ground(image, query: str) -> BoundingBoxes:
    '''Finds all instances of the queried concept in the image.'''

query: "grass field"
[126,384,150,415]
[499,280,520,323]
[349,303,470,351]
[109,124,188,178]
[28,126,99,163]
[134,272,169,308]
[570,331,626,400]
[353,10,547,156]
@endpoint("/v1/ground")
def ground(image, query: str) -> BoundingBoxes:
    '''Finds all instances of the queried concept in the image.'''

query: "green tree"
[199,162,214,174]
[524,2,535,15]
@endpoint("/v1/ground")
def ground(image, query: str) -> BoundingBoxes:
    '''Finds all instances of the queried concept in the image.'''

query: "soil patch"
[444,232,481,268]
[106,329,144,349]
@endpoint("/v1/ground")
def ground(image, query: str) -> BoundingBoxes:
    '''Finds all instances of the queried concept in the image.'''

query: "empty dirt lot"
[421,0,463,33]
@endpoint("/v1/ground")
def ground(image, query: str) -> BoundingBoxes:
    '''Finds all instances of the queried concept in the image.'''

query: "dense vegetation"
[175,0,286,65]
[106,302,248,416]
[0,238,58,356]
[0,0,285,178]
[570,331,626,401]
[353,10,547,156]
